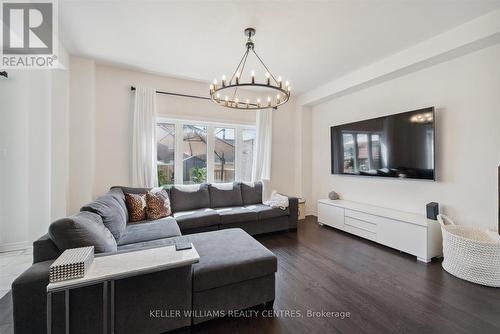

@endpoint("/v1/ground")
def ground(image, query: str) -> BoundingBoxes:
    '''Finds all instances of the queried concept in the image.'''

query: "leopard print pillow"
[124,193,147,222]
[146,189,171,220]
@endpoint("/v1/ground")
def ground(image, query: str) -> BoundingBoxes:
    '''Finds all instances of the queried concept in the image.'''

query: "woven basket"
[437,214,500,287]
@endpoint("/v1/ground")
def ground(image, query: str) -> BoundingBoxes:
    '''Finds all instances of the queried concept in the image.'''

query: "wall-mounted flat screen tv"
[331,107,435,180]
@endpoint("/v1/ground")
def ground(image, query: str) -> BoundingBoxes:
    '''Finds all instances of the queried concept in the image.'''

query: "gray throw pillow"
[81,194,127,239]
[49,211,117,253]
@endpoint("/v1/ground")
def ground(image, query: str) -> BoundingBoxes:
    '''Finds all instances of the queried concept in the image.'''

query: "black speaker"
[426,202,439,220]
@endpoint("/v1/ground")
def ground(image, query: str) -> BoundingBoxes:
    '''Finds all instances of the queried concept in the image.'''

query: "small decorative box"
[49,246,94,283]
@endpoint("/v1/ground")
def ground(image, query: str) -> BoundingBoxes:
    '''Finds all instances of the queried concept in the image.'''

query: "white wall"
[51,66,70,220]
[309,44,500,230]
[0,53,70,250]
[68,57,96,213]
[66,60,299,212]
[271,98,299,197]
[296,106,313,214]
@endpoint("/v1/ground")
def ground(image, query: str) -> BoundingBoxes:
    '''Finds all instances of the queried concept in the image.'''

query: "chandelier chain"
[229,48,248,84]
[232,48,250,100]
[252,49,279,85]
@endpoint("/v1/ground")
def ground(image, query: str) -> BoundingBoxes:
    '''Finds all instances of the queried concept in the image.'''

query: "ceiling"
[60,0,500,94]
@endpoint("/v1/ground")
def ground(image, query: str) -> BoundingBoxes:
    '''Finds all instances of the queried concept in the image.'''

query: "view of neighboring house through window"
[157,123,175,186]
[370,134,382,170]
[343,133,355,173]
[241,129,256,182]
[156,120,255,185]
[342,131,383,174]
[356,133,369,171]
[214,127,235,183]
[183,125,207,184]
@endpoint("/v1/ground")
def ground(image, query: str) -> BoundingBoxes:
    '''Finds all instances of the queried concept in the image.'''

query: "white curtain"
[132,87,158,187]
[252,110,273,202]
[252,108,273,180]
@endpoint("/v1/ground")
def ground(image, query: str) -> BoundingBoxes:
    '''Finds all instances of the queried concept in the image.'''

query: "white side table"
[46,245,200,334]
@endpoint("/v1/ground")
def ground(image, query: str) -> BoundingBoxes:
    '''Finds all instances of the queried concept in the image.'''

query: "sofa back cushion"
[111,186,154,195]
[49,211,117,253]
[170,183,210,212]
[241,181,263,205]
[81,193,127,240]
[209,183,243,208]
[107,187,129,222]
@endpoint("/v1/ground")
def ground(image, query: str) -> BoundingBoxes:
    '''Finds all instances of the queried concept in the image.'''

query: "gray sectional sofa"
[12,182,298,334]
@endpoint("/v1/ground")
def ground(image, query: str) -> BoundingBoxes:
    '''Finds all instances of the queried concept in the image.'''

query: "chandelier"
[210,28,290,110]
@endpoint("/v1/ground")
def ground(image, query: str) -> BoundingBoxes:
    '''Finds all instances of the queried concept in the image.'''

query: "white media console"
[317,199,442,263]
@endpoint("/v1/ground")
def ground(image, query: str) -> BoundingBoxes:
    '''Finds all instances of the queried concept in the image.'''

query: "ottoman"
[175,228,277,324]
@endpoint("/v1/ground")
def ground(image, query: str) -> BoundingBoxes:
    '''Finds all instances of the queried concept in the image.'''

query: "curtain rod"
[130,86,210,101]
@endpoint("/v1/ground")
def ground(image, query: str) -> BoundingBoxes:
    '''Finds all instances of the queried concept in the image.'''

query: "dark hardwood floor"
[1,216,499,334]
[191,216,500,334]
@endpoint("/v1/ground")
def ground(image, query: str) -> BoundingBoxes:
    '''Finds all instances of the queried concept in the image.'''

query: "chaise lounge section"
[12,182,298,333]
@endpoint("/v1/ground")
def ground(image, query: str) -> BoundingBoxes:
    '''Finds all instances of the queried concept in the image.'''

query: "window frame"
[213,127,236,184]
[157,117,256,185]
[341,130,384,173]
[156,122,177,186]
[182,124,208,184]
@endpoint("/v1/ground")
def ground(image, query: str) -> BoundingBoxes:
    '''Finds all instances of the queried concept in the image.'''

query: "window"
[356,133,369,172]
[183,125,207,184]
[214,127,235,183]
[342,133,355,173]
[241,129,256,182]
[156,119,255,185]
[371,134,382,170]
[341,131,383,174]
[156,123,175,186]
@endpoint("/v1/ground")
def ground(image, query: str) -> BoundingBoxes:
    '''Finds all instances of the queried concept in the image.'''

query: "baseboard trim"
[0,241,31,253]
[305,210,317,217]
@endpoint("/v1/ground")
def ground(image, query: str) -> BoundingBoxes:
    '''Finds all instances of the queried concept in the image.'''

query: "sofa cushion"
[49,211,117,253]
[81,194,127,240]
[208,183,243,208]
[111,186,152,194]
[176,229,277,291]
[240,182,262,205]
[246,204,290,220]
[215,207,258,225]
[117,237,176,251]
[173,208,220,231]
[170,184,210,212]
[117,217,181,246]
[221,216,290,236]
[107,187,129,222]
